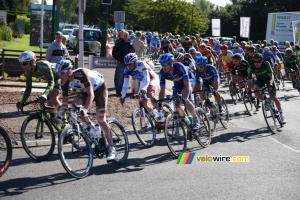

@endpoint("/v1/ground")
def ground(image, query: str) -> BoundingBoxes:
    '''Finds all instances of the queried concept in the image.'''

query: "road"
[1,51,300,199]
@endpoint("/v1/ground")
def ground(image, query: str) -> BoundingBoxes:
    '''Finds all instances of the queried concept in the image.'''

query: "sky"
[39,0,232,8]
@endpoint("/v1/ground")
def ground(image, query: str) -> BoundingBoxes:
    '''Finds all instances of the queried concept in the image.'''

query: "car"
[60,24,78,31]
[73,28,102,54]
[278,41,295,52]
[61,29,73,47]
[68,28,78,49]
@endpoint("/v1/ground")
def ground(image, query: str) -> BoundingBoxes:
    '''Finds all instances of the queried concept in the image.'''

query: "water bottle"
[215,103,219,113]
[94,124,102,138]
[188,116,193,127]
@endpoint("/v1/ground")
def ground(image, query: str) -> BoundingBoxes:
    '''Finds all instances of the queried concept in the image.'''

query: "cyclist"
[245,46,255,66]
[54,60,118,160]
[150,33,161,60]
[175,52,196,72]
[193,56,224,114]
[283,48,300,88]
[232,43,245,57]
[231,53,249,93]
[270,46,283,61]
[189,47,197,60]
[146,32,153,46]
[160,37,174,54]
[119,53,160,118]
[182,37,193,53]
[213,40,221,56]
[262,47,278,66]
[199,43,215,65]
[158,53,200,131]
[16,51,61,119]
[247,53,286,124]
[219,44,234,84]
[190,36,198,49]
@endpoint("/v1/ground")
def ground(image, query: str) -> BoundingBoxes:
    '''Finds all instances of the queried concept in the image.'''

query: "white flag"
[240,17,251,38]
[212,19,221,36]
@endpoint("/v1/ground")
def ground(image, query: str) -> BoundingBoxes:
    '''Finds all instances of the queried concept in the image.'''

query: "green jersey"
[21,60,59,104]
[283,54,299,68]
[248,61,273,81]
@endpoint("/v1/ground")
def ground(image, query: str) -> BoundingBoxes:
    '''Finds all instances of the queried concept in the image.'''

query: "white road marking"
[270,138,300,153]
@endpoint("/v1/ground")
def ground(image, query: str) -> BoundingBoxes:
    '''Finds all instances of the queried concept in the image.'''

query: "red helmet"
[220,45,228,50]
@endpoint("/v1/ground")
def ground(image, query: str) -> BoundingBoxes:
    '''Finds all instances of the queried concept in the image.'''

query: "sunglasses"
[196,64,205,68]
[126,63,134,66]
[161,63,169,66]
[58,70,68,76]
[253,60,261,63]
[21,62,28,67]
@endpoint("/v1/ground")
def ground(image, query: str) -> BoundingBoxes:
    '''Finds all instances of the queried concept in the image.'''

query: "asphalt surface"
[1,50,300,199]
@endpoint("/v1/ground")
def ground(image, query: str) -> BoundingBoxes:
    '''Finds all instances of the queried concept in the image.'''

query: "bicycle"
[250,86,284,134]
[163,94,211,158]
[58,104,129,178]
[20,99,68,162]
[124,94,172,147]
[196,87,230,136]
[273,64,285,90]
[229,75,242,105]
[289,71,300,94]
[0,126,12,177]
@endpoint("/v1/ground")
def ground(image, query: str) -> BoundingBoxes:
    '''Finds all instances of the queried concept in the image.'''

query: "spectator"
[232,36,237,44]
[285,41,292,50]
[62,35,67,46]
[295,44,300,59]
[45,31,69,63]
[112,31,134,96]
[132,32,147,59]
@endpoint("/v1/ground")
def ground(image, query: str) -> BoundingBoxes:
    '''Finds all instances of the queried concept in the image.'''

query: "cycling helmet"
[163,37,168,40]
[233,43,239,48]
[215,40,220,44]
[206,46,212,50]
[124,53,138,65]
[188,47,197,54]
[248,46,255,51]
[263,47,270,52]
[195,56,208,66]
[19,51,36,63]
[55,60,73,72]
[253,53,263,60]
[176,47,185,53]
[174,52,184,60]
[285,48,293,54]
[226,41,232,46]
[220,44,228,50]
[195,51,202,58]
[153,33,158,37]
[159,53,174,64]
[185,37,190,41]
[232,53,242,60]
[271,46,277,51]
[190,36,195,40]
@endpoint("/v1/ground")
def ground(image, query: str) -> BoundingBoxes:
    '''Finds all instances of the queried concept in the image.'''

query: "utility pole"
[100,0,112,57]
[190,0,195,35]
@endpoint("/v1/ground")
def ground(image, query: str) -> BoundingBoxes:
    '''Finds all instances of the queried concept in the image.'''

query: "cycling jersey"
[146,35,153,43]
[22,60,59,104]
[283,54,299,71]
[213,45,221,55]
[200,49,214,64]
[262,52,277,65]
[245,53,254,65]
[272,49,283,61]
[150,37,161,49]
[61,68,104,96]
[219,51,234,72]
[182,41,192,53]
[159,62,190,87]
[232,60,249,77]
[194,65,219,89]
[231,48,244,55]
[161,40,172,53]
[122,61,159,98]
[248,61,272,82]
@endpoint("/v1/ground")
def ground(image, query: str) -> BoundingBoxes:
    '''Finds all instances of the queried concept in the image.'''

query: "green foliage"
[124,0,209,35]
[10,15,30,38]
[11,0,31,12]
[0,21,13,41]
[3,72,9,80]
[59,0,78,24]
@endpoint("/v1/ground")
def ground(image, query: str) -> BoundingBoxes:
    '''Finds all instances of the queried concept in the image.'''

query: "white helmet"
[264,47,270,52]
[195,51,202,58]
[215,40,220,44]
[153,33,158,37]
[233,43,239,48]
[19,51,36,63]
[55,60,73,73]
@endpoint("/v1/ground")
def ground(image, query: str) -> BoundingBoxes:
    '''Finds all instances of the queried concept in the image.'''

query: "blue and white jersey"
[146,35,153,42]
[122,61,158,98]
[213,45,221,55]
[159,62,190,87]
[194,64,219,84]
[262,51,277,65]
[150,37,161,49]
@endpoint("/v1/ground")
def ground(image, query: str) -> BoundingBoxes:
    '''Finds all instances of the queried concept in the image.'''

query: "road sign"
[114,11,125,23]
[101,0,112,5]
[92,56,117,68]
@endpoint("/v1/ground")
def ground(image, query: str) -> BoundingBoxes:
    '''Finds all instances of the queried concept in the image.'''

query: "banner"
[212,19,221,36]
[292,20,300,45]
[240,17,251,38]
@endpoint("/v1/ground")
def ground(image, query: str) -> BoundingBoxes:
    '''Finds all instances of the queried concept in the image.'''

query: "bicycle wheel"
[132,108,156,147]
[164,114,187,158]
[21,113,55,162]
[0,126,12,177]
[195,108,211,148]
[279,71,285,88]
[220,97,230,129]
[107,119,129,165]
[58,126,93,178]
[262,99,280,134]
[229,81,238,105]
[242,87,254,116]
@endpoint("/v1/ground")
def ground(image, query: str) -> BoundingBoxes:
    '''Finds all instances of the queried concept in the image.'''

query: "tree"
[59,0,78,24]
[12,0,31,12]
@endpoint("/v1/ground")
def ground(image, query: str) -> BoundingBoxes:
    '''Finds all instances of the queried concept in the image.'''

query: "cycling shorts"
[254,79,276,95]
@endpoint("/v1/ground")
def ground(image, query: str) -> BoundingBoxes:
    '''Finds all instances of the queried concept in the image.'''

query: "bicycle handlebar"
[20,98,55,115]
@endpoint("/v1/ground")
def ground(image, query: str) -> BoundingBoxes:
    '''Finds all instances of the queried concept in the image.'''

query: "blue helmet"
[195,56,208,66]
[226,41,232,46]
[124,53,137,65]
[55,60,73,72]
[159,53,174,64]
[271,45,277,51]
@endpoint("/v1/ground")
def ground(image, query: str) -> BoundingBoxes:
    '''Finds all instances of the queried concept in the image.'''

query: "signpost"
[89,55,117,69]
[114,11,125,31]
[212,19,221,36]
[100,0,112,57]
[240,17,251,39]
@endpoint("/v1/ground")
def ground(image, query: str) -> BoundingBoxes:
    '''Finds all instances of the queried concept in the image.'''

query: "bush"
[0,21,13,41]
[10,15,30,38]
